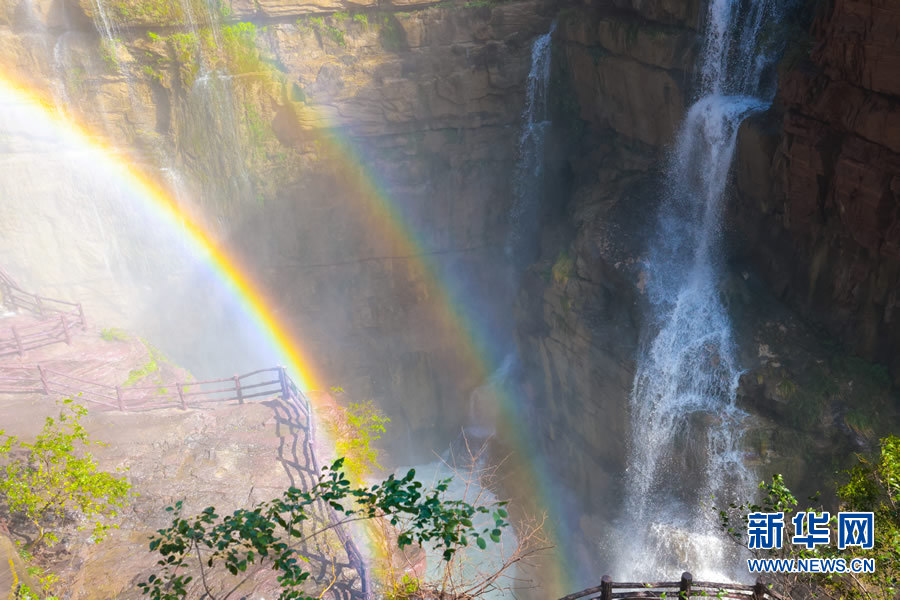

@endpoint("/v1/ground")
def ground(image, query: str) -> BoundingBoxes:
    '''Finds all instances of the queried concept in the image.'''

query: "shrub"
[0,400,132,550]
[100,327,129,342]
[717,436,900,599]
[137,458,508,599]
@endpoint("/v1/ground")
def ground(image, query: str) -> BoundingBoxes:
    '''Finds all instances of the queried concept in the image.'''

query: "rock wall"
[731,0,900,381]
[512,0,900,583]
[510,0,701,581]
[0,0,557,460]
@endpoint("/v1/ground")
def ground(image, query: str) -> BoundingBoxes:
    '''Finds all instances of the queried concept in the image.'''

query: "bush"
[0,400,132,550]
[138,458,508,599]
[717,436,900,599]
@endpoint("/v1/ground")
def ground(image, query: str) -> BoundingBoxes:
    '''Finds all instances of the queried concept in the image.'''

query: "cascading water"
[618,0,784,580]
[505,22,555,263]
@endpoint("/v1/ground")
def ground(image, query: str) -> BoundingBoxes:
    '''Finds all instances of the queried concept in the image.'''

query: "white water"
[618,0,783,580]
[505,23,555,260]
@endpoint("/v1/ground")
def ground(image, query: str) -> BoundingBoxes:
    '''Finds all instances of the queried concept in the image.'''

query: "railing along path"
[562,573,785,600]
[0,267,87,357]
[0,266,369,598]
[0,363,301,412]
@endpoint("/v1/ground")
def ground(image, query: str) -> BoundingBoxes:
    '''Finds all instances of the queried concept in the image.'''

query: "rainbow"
[0,66,575,590]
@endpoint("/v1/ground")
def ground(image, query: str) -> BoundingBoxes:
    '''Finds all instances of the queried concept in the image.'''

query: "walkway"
[0,266,370,600]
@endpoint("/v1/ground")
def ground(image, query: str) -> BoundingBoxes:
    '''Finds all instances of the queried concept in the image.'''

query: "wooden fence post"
[753,577,768,600]
[35,295,43,317]
[234,375,243,404]
[680,572,693,599]
[600,575,612,600]
[11,326,23,357]
[278,366,288,401]
[115,386,125,412]
[37,364,49,395]
[60,314,70,344]
[77,304,87,329]
[177,383,187,410]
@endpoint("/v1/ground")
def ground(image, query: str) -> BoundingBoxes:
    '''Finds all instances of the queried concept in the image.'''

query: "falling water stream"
[505,22,555,263]
[618,0,783,580]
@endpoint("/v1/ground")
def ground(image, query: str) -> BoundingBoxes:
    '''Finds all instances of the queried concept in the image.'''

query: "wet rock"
[729,0,900,381]
[554,4,694,147]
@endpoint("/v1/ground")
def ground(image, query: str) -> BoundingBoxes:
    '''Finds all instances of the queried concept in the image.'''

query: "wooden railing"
[0,265,367,596]
[0,364,306,414]
[561,573,785,600]
[0,269,87,358]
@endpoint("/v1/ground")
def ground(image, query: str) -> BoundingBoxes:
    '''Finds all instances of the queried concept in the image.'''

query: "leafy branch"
[0,399,132,551]
[138,457,509,600]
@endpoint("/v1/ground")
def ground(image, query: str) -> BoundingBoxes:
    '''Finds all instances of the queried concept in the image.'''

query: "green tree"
[138,458,509,600]
[0,399,132,550]
[330,398,390,480]
[717,436,900,599]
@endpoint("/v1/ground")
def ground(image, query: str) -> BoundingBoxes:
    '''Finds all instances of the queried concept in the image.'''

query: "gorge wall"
[512,0,899,584]
[731,0,900,382]
[0,0,557,460]
[0,0,898,590]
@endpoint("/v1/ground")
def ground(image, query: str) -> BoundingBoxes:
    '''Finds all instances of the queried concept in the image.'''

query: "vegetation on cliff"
[718,436,900,599]
[0,400,132,551]
[138,457,509,599]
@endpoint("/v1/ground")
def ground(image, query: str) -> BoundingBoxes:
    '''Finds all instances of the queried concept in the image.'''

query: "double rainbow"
[0,67,573,590]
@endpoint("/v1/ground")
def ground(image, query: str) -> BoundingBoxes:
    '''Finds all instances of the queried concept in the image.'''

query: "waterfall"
[505,22,555,261]
[618,0,784,580]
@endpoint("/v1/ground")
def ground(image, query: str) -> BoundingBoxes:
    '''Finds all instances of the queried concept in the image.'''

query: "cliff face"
[511,0,899,580]
[0,325,356,600]
[1,0,899,590]
[510,0,701,576]
[0,0,556,458]
[732,0,900,380]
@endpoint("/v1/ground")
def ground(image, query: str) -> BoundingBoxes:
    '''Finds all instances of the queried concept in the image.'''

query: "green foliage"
[716,437,900,599]
[323,398,390,480]
[141,64,164,83]
[386,573,420,600]
[845,409,876,439]
[242,101,275,161]
[341,401,390,479]
[168,32,200,86]
[14,547,60,599]
[147,31,161,41]
[324,24,346,47]
[0,400,132,550]
[166,32,200,64]
[138,458,507,599]
[298,15,346,47]
[221,22,265,74]
[100,327,129,342]
[551,250,574,285]
[378,15,407,51]
[13,584,58,600]
[99,38,121,73]
[831,435,900,599]
[124,342,165,386]
[775,377,797,399]
[836,355,892,397]
[352,12,368,26]
[112,0,182,23]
